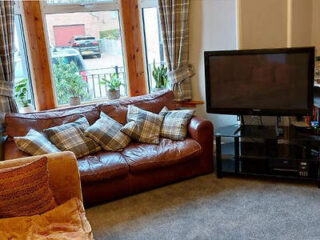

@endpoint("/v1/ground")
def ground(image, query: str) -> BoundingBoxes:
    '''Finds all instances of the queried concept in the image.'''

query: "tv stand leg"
[275,116,281,137]
[318,147,320,188]
[216,136,223,179]
[234,115,244,135]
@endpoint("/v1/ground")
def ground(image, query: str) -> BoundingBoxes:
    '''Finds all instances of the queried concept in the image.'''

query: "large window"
[42,1,127,105]
[47,0,113,4]
[14,3,34,111]
[140,2,166,92]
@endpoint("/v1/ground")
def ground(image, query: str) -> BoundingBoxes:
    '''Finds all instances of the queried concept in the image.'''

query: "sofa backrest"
[99,90,176,124]
[5,105,99,138]
[5,90,176,138]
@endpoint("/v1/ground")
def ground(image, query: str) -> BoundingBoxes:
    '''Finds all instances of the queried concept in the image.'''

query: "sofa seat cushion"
[78,152,129,183]
[121,138,202,173]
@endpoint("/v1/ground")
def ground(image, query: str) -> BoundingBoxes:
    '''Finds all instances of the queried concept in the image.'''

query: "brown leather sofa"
[1,90,214,207]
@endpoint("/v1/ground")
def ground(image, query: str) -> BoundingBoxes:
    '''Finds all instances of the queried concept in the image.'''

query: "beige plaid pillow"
[44,117,101,158]
[85,112,131,151]
[14,129,60,156]
[121,105,164,144]
[159,107,194,140]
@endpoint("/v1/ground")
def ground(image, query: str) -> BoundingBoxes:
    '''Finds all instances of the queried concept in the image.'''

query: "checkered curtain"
[158,0,193,101]
[0,1,18,114]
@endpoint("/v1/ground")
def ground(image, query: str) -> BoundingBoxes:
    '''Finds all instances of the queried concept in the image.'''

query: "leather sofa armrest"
[0,124,4,161]
[0,151,82,205]
[188,116,214,167]
[188,116,214,144]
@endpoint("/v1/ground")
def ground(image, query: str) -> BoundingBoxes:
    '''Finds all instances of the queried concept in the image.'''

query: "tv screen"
[204,47,315,116]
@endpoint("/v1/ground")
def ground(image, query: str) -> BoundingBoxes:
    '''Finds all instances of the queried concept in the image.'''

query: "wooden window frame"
[14,1,37,109]
[40,0,131,106]
[22,0,147,111]
[139,0,162,93]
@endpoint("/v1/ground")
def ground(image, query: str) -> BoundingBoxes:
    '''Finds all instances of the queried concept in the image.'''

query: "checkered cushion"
[159,106,194,140]
[44,117,101,158]
[85,112,131,151]
[121,105,164,144]
[14,129,60,156]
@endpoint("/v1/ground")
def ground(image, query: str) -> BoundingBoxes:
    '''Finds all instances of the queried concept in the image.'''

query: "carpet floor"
[86,174,320,240]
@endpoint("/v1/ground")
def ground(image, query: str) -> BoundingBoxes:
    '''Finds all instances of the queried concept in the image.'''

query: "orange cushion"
[0,198,93,240]
[0,157,57,218]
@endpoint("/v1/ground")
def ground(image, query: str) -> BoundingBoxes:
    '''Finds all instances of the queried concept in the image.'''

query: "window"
[42,1,127,105]
[140,2,166,92]
[46,0,113,5]
[14,2,35,111]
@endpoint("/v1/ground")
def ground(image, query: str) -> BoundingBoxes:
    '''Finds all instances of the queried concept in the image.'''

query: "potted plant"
[100,72,122,100]
[152,60,168,92]
[15,78,33,113]
[53,59,90,106]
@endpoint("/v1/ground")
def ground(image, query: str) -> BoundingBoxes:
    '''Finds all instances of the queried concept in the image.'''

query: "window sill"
[175,100,204,108]
[45,97,128,112]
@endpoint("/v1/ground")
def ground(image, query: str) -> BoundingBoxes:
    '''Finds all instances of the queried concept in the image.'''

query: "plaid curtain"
[0,0,17,114]
[158,0,193,101]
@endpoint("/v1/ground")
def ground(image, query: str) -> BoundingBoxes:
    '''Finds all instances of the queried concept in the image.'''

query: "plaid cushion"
[14,129,60,156]
[121,105,164,144]
[44,117,101,158]
[85,112,131,151]
[159,106,194,140]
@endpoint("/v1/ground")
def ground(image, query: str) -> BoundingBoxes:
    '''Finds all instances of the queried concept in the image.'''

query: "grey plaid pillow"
[44,117,101,158]
[159,106,194,140]
[121,105,164,144]
[14,129,60,156]
[85,112,131,151]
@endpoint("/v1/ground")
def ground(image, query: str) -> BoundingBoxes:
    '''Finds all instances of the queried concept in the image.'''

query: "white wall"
[189,0,238,129]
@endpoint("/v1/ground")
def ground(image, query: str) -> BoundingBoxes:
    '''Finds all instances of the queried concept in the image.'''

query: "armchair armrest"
[0,151,82,205]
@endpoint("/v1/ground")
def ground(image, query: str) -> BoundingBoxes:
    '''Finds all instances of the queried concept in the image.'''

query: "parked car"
[69,36,101,58]
[51,48,88,81]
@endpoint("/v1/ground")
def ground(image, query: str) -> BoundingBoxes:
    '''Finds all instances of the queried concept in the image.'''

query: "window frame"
[14,1,36,109]
[40,0,129,105]
[139,0,166,92]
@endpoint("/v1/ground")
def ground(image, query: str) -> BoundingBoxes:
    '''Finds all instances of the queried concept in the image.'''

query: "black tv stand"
[215,124,320,188]
[234,115,281,137]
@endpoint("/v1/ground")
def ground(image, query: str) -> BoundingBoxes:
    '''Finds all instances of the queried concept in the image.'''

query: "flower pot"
[20,106,33,113]
[69,96,81,106]
[107,90,120,100]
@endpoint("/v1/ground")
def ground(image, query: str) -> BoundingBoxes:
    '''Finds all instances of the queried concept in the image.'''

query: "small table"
[215,124,320,187]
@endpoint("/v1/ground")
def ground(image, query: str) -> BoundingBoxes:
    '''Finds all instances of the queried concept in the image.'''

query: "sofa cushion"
[0,157,57,218]
[85,112,131,151]
[78,151,129,183]
[5,104,99,138]
[121,138,202,173]
[121,105,164,144]
[99,89,176,125]
[159,107,195,140]
[14,129,60,156]
[44,117,101,158]
[0,198,93,240]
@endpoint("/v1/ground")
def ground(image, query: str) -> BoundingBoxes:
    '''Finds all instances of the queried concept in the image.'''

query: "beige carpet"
[86,174,320,240]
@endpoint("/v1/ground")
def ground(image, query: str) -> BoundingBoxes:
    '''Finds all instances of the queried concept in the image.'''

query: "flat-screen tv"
[204,47,315,116]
